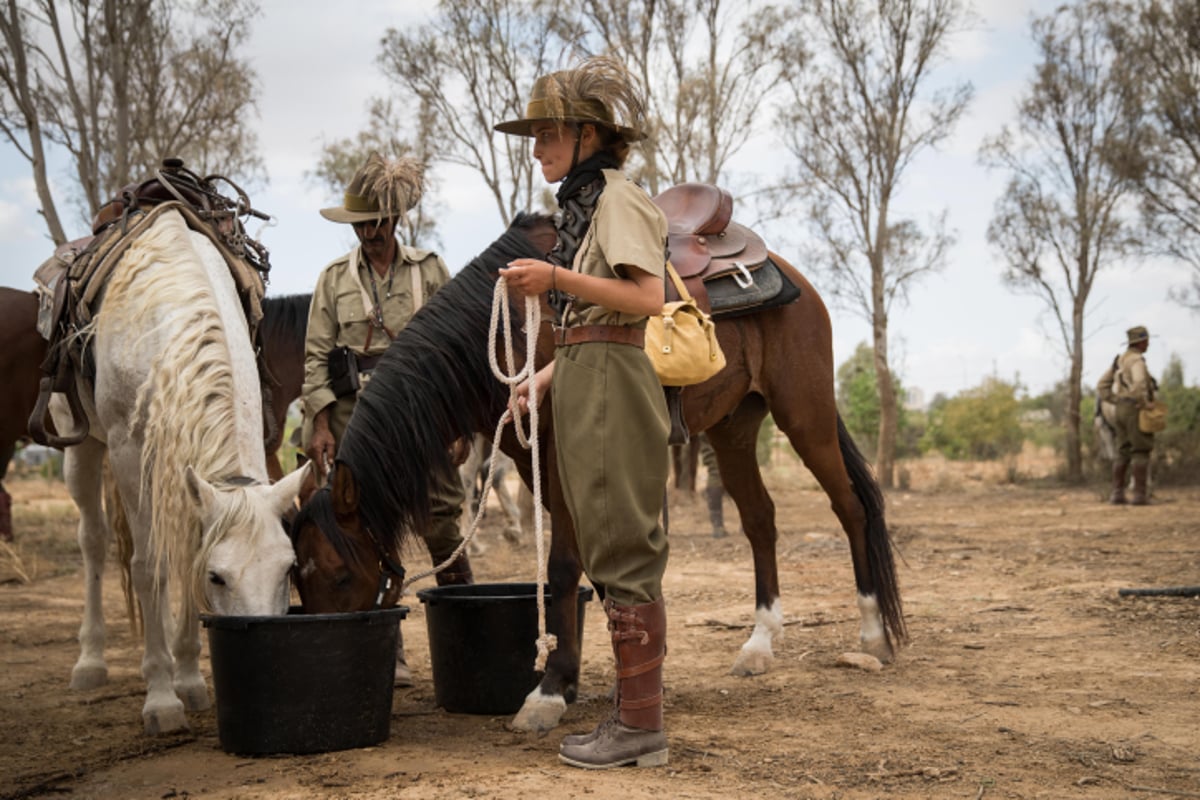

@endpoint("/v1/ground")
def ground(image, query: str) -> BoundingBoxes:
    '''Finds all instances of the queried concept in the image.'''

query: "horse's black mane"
[260,293,311,347]
[291,214,552,563]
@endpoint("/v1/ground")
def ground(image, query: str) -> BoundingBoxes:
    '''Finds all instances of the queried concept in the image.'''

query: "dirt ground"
[2,454,1198,800]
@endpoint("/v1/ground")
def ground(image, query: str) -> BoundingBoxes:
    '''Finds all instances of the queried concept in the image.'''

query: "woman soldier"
[496,56,671,769]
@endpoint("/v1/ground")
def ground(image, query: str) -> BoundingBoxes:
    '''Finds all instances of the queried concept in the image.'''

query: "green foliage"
[1153,354,1200,481]
[922,377,1024,460]
[835,342,916,457]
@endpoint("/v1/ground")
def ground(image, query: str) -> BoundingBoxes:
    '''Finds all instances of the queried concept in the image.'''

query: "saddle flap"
[702,224,770,281]
[666,234,713,278]
[653,183,733,236]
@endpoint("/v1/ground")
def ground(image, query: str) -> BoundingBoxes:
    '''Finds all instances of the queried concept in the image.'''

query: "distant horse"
[0,288,44,541]
[289,213,904,733]
[52,209,308,735]
[459,432,526,553]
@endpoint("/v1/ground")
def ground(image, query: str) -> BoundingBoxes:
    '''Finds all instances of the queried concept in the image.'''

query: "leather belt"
[358,353,382,372]
[555,324,645,348]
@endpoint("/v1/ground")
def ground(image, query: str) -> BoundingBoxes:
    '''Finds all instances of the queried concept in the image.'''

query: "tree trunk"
[872,304,895,489]
[1064,300,1085,481]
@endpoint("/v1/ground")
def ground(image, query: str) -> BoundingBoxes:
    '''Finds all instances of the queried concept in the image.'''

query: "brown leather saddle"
[651,183,796,318]
[28,159,273,449]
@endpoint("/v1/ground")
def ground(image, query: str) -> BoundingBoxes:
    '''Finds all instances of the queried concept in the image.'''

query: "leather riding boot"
[705,484,727,539]
[560,597,668,769]
[1130,461,1150,506]
[0,489,12,543]
[435,551,474,586]
[1109,461,1128,505]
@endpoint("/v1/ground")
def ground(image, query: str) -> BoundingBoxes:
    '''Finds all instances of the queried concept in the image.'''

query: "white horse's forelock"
[101,211,245,597]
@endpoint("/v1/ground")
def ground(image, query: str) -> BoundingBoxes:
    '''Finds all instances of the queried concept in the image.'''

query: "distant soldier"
[1098,326,1157,505]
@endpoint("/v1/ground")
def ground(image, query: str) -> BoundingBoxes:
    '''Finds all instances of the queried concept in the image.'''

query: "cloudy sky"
[0,0,1195,404]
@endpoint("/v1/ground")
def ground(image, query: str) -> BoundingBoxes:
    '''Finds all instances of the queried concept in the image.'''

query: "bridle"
[363,523,405,610]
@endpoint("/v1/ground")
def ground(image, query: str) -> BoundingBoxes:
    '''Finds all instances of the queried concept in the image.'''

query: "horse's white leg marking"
[730,599,783,677]
[511,685,567,733]
[63,438,111,691]
[857,593,894,663]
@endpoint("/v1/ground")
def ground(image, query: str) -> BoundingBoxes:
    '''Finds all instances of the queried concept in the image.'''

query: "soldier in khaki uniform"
[1099,325,1157,505]
[497,57,671,770]
[302,153,473,680]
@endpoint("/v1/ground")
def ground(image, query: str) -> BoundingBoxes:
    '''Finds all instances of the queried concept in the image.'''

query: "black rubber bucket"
[417,582,593,715]
[201,605,408,755]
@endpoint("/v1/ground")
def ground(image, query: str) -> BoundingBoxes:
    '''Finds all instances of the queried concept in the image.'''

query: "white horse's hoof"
[143,700,189,735]
[509,691,566,733]
[502,525,521,545]
[730,647,772,677]
[70,662,108,691]
[175,679,210,711]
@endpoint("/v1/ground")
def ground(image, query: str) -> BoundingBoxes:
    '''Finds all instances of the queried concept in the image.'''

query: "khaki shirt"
[565,169,668,327]
[303,242,450,423]
[1115,347,1151,404]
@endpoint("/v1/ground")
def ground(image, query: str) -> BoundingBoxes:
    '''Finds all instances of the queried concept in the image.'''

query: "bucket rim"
[416,582,594,605]
[201,604,409,629]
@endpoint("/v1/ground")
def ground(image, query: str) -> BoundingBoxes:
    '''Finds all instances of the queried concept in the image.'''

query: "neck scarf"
[548,151,620,317]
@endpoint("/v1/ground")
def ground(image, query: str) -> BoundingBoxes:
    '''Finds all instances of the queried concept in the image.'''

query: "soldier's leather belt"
[358,353,383,372]
[555,324,645,348]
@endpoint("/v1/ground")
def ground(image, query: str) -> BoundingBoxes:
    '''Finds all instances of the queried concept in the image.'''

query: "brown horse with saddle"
[287,182,905,735]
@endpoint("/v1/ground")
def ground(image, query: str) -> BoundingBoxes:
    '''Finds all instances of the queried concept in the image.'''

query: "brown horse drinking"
[288,213,905,734]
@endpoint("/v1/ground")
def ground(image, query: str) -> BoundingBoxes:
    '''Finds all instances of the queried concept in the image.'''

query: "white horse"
[1095,399,1118,461]
[52,210,308,735]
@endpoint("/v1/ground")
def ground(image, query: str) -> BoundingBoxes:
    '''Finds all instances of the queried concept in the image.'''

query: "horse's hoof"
[861,638,895,665]
[70,662,108,691]
[509,689,566,733]
[143,701,189,735]
[502,526,521,545]
[730,647,772,677]
[467,539,488,557]
[395,662,414,687]
[175,680,210,711]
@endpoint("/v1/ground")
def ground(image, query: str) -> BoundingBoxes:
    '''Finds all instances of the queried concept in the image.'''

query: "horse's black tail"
[837,413,907,648]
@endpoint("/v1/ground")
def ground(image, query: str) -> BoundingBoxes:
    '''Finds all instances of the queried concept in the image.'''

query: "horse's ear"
[185,466,220,526]
[330,462,359,517]
[267,462,312,516]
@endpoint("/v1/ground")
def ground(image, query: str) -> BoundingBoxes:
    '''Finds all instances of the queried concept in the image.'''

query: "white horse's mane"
[101,211,252,604]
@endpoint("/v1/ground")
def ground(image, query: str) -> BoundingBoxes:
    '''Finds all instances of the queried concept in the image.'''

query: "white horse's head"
[185,463,310,616]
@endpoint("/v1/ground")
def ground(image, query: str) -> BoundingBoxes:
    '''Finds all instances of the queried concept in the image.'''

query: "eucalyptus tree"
[980,0,1147,481]
[370,0,581,226]
[1108,0,1200,312]
[563,0,798,193]
[0,0,262,245]
[776,0,973,487]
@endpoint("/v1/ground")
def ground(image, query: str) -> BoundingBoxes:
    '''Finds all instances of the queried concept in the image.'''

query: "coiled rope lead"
[403,277,556,672]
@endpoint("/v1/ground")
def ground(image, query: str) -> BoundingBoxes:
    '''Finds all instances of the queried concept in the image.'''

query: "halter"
[364,523,406,609]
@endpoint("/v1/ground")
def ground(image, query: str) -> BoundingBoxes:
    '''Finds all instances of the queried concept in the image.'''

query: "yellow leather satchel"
[644,262,726,386]
[1138,401,1168,433]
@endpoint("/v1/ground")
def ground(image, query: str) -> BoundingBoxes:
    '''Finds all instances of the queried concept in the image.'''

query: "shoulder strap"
[666,262,693,302]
